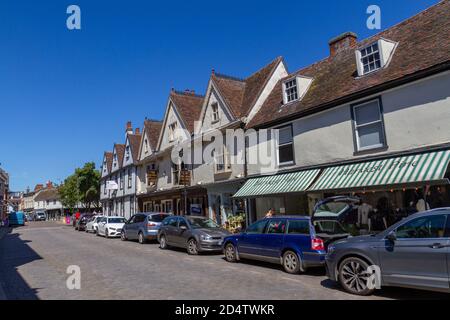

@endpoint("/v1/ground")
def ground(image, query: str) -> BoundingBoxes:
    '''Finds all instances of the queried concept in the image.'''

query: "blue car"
[222,216,348,274]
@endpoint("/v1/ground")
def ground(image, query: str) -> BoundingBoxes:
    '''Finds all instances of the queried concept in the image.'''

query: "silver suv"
[326,208,450,295]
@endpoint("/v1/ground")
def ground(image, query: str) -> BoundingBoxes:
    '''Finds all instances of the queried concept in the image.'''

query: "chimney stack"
[126,121,133,135]
[46,181,53,189]
[135,127,140,134]
[328,32,358,57]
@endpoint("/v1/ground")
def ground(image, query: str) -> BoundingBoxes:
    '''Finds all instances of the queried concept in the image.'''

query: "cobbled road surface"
[0,221,447,300]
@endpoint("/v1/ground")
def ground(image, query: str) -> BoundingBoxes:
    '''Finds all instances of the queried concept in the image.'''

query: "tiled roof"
[170,91,204,133]
[143,119,163,150]
[114,144,125,169]
[34,188,59,201]
[104,152,113,173]
[211,56,283,119]
[247,0,450,128]
[127,133,142,164]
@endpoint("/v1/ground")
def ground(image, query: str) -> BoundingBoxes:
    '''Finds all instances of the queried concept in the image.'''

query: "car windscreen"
[314,201,350,217]
[187,217,220,229]
[108,218,125,224]
[149,214,168,222]
[313,220,348,235]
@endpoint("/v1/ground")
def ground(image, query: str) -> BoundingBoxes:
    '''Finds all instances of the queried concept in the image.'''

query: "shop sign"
[337,160,418,177]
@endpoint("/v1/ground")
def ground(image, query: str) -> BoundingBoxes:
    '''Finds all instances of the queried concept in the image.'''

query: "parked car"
[121,212,171,244]
[85,215,103,234]
[75,213,94,231]
[222,216,347,274]
[326,208,450,296]
[97,216,127,238]
[158,215,230,255]
[34,211,47,221]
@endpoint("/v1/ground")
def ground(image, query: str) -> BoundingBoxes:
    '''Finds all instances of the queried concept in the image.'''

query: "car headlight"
[200,235,212,241]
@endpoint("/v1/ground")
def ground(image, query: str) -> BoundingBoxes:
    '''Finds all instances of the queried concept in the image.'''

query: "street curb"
[0,227,11,300]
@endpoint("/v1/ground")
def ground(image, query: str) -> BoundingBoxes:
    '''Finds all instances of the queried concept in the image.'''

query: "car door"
[258,219,287,261]
[378,213,450,290]
[98,217,107,235]
[175,217,191,247]
[238,219,268,256]
[126,215,137,239]
[164,217,179,245]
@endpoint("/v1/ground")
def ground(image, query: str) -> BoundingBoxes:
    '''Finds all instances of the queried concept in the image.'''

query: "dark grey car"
[158,215,230,255]
[326,208,450,295]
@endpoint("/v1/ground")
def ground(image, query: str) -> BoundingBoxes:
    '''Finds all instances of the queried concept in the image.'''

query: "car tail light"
[311,237,325,251]
[148,223,156,228]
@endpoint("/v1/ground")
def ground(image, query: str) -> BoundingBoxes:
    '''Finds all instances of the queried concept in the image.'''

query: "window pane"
[279,144,294,164]
[266,220,287,234]
[357,123,384,149]
[396,215,446,239]
[288,220,310,234]
[354,101,380,125]
[278,127,292,145]
[246,219,267,234]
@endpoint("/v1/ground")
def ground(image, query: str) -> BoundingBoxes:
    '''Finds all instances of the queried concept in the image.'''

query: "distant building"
[0,168,8,221]
[33,181,63,220]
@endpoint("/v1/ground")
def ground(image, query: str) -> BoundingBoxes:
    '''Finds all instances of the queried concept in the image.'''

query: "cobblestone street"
[0,221,447,300]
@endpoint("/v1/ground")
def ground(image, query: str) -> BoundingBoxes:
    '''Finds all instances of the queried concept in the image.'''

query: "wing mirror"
[180,225,187,231]
[386,231,397,243]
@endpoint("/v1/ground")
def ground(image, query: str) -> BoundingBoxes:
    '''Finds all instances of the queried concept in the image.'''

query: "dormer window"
[282,76,313,105]
[360,43,381,74]
[356,38,398,77]
[113,154,117,167]
[168,122,178,142]
[283,79,298,103]
[211,103,220,123]
[144,138,148,153]
[125,146,130,161]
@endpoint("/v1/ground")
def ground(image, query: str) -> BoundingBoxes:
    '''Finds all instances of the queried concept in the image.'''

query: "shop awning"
[309,150,450,192]
[233,169,320,198]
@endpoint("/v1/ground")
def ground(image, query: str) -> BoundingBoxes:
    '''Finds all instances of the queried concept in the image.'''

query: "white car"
[85,215,103,234]
[97,216,126,238]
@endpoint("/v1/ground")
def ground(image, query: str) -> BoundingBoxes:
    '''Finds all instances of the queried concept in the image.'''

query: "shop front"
[138,186,208,216]
[308,149,450,235]
[233,169,321,224]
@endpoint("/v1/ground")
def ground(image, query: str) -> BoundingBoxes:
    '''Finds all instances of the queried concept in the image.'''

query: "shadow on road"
[0,227,42,300]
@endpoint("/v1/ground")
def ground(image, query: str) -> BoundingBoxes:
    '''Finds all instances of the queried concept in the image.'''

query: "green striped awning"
[233,169,320,198]
[309,150,450,192]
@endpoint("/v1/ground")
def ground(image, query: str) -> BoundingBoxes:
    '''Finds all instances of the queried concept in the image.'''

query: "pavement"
[0,221,448,300]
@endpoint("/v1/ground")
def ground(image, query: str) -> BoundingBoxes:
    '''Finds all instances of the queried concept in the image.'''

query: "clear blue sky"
[0,0,440,191]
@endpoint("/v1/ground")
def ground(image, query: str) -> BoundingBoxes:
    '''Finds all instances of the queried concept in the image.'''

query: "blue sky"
[0,0,440,191]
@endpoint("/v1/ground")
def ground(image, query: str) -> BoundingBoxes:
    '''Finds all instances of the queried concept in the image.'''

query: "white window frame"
[282,78,299,104]
[168,122,178,142]
[127,168,132,189]
[125,145,130,161]
[144,138,149,154]
[276,125,294,166]
[214,146,231,174]
[352,99,387,152]
[211,102,220,123]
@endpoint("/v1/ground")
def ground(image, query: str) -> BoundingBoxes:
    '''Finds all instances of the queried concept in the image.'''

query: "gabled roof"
[247,1,450,128]
[104,151,113,173]
[169,90,204,133]
[210,56,284,119]
[127,133,142,164]
[34,188,59,201]
[114,144,125,169]
[143,119,163,151]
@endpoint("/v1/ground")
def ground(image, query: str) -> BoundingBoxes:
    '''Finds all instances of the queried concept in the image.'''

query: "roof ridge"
[214,72,245,82]
[171,89,205,98]
[244,56,283,80]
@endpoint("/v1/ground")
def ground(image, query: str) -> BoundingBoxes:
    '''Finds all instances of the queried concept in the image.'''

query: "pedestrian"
[265,208,275,218]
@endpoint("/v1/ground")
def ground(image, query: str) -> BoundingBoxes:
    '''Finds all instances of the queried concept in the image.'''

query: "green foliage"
[59,162,101,213]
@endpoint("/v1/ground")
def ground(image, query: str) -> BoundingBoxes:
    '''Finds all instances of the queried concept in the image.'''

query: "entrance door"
[379,213,450,290]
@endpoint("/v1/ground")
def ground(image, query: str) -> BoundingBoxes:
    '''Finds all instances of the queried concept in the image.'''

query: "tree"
[58,174,79,214]
[75,162,101,211]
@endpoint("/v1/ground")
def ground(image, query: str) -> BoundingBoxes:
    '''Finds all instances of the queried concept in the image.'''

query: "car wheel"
[338,257,375,296]
[96,230,100,236]
[224,243,237,263]
[159,235,168,249]
[105,229,109,239]
[95,227,98,234]
[138,232,146,244]
[120,230,127,241]
[187,239,199,255]
[282,251,302,274]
